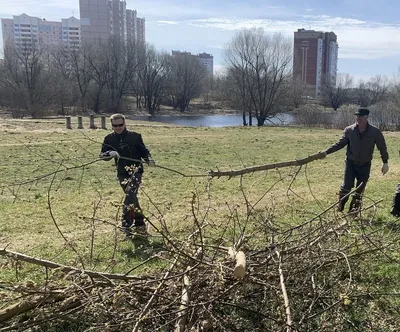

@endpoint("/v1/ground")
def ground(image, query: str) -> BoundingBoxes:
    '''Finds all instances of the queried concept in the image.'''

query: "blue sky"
[1,0,400,82]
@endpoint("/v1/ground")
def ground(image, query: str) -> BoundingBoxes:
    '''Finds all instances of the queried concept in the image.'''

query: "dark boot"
[338,191,350,212]
[390,184,400,217]
[132,210,146,227]
[348,193,362,213]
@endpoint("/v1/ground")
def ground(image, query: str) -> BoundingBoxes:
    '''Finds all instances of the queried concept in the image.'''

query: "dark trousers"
[118,173,145,227]
[339,160,371,208]
[391,184,400,215]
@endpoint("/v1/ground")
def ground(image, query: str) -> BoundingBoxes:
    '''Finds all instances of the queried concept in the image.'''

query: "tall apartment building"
[79,0,145,45]
[172,50,214,77]
[136,17,145,45]
[293,28,338,97]
[126,9,137,44]
[1,13,80,51]
[197,52,213,77]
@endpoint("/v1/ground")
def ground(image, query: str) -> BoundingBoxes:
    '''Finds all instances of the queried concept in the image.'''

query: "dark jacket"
[101,129,151,176]
[326,123,388,164]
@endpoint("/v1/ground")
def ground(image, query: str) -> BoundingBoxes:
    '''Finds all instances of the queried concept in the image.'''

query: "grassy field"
[0,117,399,330]
[1,117,399,259]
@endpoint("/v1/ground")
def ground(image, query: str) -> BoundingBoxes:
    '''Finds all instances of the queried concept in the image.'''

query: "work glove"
[147,156,156,167]
[100,150,120,159]
[382,163,389,175]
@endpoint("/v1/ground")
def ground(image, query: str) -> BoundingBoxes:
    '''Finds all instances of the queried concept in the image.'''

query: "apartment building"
[197,52,214,77]
[172,50,214,77]
[79,0,145,45]
[136,17,145,45]
[293,28,338,97]
[126,9,137,44]
[1,13,80,51]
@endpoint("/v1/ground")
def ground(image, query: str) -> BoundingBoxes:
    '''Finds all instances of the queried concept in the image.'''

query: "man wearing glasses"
[320,108,389,213]
[100,113,155,237]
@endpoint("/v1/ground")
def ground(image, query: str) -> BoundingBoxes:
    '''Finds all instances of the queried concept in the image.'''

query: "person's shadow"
[121,235,167,260]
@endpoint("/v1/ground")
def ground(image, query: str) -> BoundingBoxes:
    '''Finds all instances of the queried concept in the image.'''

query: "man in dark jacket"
[321,108,389,213]
[100,113,155,236]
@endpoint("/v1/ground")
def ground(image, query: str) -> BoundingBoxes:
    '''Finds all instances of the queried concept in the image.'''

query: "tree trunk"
[242,110,247,126]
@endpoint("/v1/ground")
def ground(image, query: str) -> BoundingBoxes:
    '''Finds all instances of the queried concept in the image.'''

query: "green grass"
[1,117,400,330]
[1,118,399,260]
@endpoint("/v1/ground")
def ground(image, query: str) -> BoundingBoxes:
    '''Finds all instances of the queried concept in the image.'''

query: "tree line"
[0,37,207,118]
[0,28,399,126]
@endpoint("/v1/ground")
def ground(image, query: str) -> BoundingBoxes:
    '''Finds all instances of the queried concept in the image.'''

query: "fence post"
[101,116,107,129]
[89,114,96,129]
[65,116,72,129]
[77,116,83,129]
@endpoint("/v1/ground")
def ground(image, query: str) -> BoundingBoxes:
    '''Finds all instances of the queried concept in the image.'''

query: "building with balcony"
[293,28,338,97]
[1,13,80,51]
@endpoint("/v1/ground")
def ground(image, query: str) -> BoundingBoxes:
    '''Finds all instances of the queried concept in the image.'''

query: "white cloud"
[188,16,400,60]
[158,20,180,25]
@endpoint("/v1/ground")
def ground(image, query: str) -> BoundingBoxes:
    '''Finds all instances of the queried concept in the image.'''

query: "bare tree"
[352,75,388,107]
[136,45,171,115]
[0,42,60,118]
[322,73,354,111]
[224,28,293,126]
[288,77,307,109]
[169,52,206,112]
[62,45,93,113]
[81,38,141,113]
[51,46,81,115]
[224,67,254,126]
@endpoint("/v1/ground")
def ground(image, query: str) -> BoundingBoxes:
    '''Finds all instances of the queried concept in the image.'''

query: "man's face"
[356,115,368,126]
[111,118,125,134]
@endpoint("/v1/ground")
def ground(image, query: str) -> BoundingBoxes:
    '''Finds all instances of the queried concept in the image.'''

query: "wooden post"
[89,114,95,129]
[65,116,72,129]
[101,116,107,129]
[77,116,83,129]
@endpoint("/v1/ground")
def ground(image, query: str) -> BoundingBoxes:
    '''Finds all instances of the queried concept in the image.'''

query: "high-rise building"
[136,17,145,45]
[1,13,80,51]
[172,50,214,77]
[79,0,145,45]
[293,28,338,97]
[126,9,137,44]
[197,52,214,77]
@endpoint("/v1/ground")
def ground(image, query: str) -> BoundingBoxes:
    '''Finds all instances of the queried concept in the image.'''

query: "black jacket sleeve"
[136,134,151,160]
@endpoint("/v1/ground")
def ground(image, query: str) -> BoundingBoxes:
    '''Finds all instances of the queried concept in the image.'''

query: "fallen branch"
[208,152,326,178]
[0,248,142,281]
[276,250,292,332]
[174,266,191,332]
[0,293,66,323]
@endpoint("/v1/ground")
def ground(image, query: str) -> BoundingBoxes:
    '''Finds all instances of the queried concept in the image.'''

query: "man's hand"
[318,150,327,159]
[100,150,120,159]
[147,156,156,167]
[382,163,389,175]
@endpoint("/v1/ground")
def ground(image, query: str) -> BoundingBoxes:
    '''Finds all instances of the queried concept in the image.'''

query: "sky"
[2,0,400,82]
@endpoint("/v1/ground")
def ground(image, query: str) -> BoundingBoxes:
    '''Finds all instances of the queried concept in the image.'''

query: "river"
[128,113,294,127]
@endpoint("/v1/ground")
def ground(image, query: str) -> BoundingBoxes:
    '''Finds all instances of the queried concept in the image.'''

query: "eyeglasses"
[112,123,124,128]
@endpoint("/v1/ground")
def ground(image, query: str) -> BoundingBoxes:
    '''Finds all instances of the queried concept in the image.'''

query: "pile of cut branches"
[1,199,399,332]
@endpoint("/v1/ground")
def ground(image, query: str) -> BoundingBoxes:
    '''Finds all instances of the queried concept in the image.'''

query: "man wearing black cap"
[321,108,389,213]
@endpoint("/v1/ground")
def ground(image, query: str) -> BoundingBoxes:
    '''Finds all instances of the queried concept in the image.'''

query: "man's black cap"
[354,108,370,116]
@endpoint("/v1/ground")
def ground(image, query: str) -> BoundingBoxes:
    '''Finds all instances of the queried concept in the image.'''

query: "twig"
[276,250,292,332]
